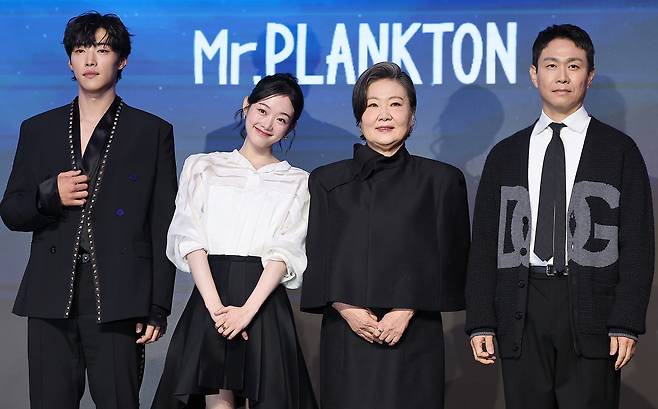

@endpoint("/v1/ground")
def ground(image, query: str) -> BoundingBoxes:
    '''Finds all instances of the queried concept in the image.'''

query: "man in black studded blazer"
[465,24,653,409]
[0,12,177,409]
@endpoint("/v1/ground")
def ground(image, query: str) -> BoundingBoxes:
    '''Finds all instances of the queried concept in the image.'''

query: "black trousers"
[501,273,620,409]
[27,260,143,409]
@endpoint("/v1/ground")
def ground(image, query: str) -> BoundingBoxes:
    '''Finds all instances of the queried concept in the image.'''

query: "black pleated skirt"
[151,255,318,409]
[319,307,445,409]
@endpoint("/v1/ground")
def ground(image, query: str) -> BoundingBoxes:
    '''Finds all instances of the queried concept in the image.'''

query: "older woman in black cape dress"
[301,62,470,409]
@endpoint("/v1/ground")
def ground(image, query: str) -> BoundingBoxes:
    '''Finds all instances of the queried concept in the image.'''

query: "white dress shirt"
[166,150,310,289]
[528,106,591,266]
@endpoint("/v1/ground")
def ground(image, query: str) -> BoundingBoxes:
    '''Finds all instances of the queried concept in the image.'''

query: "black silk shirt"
[301,143,470,313]
[36,96,121,252]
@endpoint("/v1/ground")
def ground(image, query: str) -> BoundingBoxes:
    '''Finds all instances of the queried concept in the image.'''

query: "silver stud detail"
[63,100,122,321]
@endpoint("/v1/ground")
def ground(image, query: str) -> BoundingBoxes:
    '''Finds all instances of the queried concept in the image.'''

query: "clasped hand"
[333,302,414,346]
[211,305,253,341]
[377,308,414,346]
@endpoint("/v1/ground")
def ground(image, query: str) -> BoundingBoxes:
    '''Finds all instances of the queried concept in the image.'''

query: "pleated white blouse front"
[166,150,310,289]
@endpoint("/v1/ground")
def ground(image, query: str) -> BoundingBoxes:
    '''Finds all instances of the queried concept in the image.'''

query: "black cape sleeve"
[434,168,470,311]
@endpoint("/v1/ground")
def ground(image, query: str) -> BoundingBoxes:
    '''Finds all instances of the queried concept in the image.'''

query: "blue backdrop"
[1,1,657,408]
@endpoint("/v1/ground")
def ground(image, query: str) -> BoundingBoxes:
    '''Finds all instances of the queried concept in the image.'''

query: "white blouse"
[166,150,310,289]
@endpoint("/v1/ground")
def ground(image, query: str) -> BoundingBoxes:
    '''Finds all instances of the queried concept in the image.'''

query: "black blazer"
[1,99,178,323]
[301,144,470,313]
[465,118,654,358]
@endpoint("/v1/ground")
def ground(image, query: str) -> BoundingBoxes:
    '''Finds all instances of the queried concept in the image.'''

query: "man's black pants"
[27,259,143,409]
[501,272,620,409]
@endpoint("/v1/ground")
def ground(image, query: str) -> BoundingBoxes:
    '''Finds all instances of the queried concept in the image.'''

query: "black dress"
[301,144,470,409]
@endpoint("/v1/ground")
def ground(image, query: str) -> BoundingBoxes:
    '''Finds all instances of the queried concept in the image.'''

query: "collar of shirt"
[72,95,122,174]
[532,105,590,137]
[352,143,411,181]
[229,149,291,173]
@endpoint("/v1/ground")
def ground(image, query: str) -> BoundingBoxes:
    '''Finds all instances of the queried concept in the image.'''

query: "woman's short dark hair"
[532,24,595,72]
[352,62,417,126]
[63,11,132,81]
[236,73,304,144]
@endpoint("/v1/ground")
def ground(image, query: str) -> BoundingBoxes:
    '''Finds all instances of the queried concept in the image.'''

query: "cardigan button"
[519,248,527,256]
[49,246,57,254]
[517,280,526,288]
[515,312,524,320]
[513,345,520,352]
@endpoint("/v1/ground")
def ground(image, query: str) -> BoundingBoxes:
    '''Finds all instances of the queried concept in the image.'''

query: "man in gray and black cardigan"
[465,24,653,409]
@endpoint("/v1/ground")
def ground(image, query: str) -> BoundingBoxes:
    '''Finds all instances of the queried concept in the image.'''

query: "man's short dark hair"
[63,11,132,80]
[352,61,417,127]
[532,24,595,72]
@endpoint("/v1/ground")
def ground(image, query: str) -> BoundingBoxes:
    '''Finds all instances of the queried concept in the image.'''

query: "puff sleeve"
[261,174,310,289]
[166,155,208,272]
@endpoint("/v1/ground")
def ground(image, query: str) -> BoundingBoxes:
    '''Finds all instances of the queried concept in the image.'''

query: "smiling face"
[242,94,295,150]
[530,37,595,121]
[359,78,414,155]
[68,28,126,96]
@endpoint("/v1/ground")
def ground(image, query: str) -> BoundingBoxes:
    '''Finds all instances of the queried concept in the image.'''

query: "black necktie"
[535,122,567,272]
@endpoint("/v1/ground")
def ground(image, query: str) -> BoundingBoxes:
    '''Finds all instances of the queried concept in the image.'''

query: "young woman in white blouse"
[151,74,318,409]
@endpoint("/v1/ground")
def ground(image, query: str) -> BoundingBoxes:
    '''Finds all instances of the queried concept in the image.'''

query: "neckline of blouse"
[230,149,291,173]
